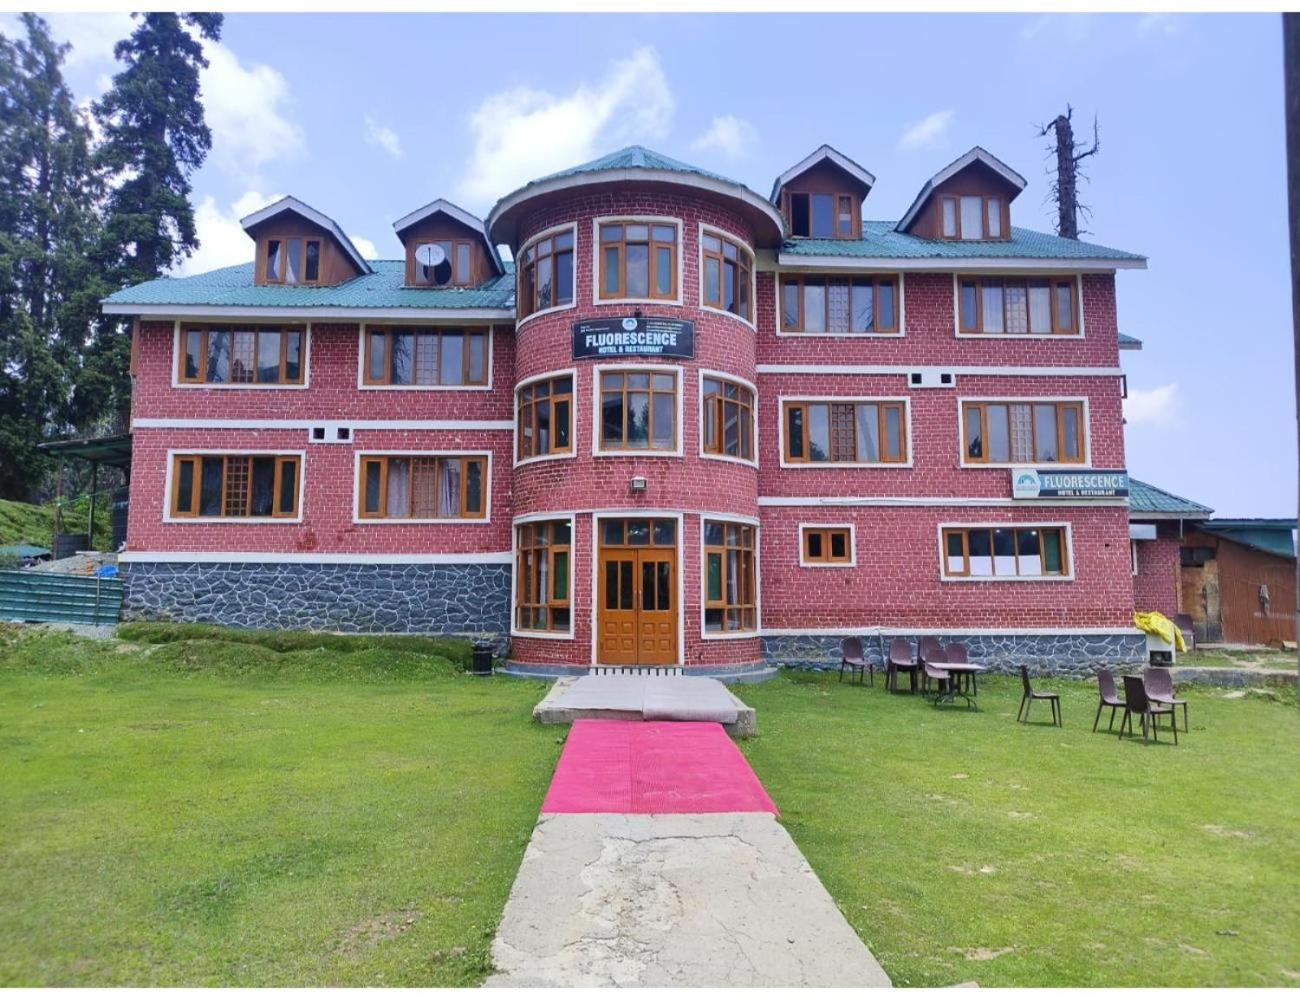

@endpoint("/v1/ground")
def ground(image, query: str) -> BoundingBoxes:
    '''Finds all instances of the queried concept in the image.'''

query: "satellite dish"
[415,243,446,267]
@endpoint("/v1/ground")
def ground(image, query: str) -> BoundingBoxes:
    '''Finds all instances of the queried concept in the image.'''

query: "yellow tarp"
[1133,611,1187,652]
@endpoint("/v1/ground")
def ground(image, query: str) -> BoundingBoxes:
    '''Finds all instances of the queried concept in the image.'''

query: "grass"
[0,497,111,552]
[0,625,557,986]
[1177,647,1297,671]
[741,670,1300,987]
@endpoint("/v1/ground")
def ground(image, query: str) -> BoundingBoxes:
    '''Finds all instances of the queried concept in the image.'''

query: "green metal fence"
[0,570,123,626]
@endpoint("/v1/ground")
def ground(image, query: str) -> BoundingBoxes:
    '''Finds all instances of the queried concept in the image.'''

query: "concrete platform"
[486,812,892,988]
[503,660,778,683]
[533,675,757,737]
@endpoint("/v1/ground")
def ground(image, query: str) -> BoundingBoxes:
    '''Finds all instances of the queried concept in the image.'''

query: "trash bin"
[470,639,494,676]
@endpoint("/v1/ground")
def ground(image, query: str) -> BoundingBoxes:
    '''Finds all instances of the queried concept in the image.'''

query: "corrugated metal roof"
[1203,521,1297,560]
[530,144,742,188]
[781,221,1144,261]
[103,260,515,310]
[1128,479,1213,516]
[1119,332,1143,350]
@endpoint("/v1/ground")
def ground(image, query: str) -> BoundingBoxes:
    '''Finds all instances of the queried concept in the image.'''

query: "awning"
[38,433,132,469]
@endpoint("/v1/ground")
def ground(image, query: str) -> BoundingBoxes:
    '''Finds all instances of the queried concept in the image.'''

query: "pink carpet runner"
[541,719,778,815]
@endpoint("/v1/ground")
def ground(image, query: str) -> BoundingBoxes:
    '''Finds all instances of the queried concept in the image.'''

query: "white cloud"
[0,12,133,71]
[177,190,278,277]
[1124,383,1181,427]
[200,41,304,185]
[1135,13,1181,37]
[455,46,674,211]
[364,115,402,159]
[348,234,378,260]
[1020,14,1092,44]
[898,109,956,152]
[690,114,757,158]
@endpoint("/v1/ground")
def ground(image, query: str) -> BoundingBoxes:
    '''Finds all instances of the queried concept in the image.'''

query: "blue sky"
[20,11,1297,518]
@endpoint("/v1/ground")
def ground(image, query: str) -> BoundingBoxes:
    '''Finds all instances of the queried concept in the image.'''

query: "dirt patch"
[1006,811,1034,820]
[338,909,422,958]
[1178,943,1209,956]
[960,946,1014,962]
[1200,824,1253,840]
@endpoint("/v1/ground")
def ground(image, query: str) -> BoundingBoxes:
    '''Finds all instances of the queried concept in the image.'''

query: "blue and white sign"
[1012,468,1129,500]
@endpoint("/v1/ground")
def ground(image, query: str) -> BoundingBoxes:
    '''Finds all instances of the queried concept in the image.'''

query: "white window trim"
[355,324,495,391]
[512,511,578,642]
[797,522,857,569]
[592,362,685,458]
[698,369,759,469]
[590,214,685,307]
[514,367,579,469]
[696,222,757,331]
[351,449,493,525]
[162,448,307,525]
[171,320,313,390]
[773,271,906,338]
[936,521,1076,583]
[590,509,687,663]
[956,395,1093,470]
[515,221,579,328]
[776,394,914,469]
[952,273,1086,340]
[699,512,762,641]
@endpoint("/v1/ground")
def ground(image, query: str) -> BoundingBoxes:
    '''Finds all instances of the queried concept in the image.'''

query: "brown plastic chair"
[839,636,873,686]
[945,642,974,694]
[1120,674,1177,745]
[1143,666,1188,733]
[1173,613,1197,653]
[924,660,957,704]
[918,637,945,695]
[887,638,918,693]
[1017,665,1061,726]
[1092,668,1126,732]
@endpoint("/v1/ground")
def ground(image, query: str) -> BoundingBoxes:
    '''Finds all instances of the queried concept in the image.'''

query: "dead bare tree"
[1038,105,1100,239]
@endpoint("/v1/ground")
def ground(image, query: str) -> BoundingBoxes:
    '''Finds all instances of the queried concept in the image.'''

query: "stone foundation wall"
[122,561,510,638]
[762,631,1146,680]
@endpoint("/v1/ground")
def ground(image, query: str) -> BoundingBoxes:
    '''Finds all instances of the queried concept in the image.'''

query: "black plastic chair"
[1017,665,1061,726]
[1092,668,1125,732]
[839,636,872,686]
[1120,674,1177,745]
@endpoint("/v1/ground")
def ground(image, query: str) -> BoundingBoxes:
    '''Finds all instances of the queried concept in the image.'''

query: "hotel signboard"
[572,316,695,359]
[1011,468,1130,500]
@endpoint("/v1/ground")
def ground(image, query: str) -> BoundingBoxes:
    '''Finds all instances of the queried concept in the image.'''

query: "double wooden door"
[597,519,677,665]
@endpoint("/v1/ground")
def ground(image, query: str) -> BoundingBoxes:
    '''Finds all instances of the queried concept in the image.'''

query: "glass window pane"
[968,529,993,576]
[1055,282,1074,331]
[555,250,573,304]
[723,261,737,312]
[284,332,302,382]
[436,459,461,517]
[175,461,194,513]
[305,241,320,282]
[988,405,1011,462]
[601,393,624,446]
[992,528,1016,575]
[981,283,1004,333]
[386,458,411,517]
[278,460,297,514]
[851,281,874,332]
[627,520,649,544]
[465,461,483,514]
[199,457,223,515]
[806,531,823,559]
[467,334,486,384]
[960,281,979,330]
[364,461,381,513]
[1043,530,1064,574]
[602,520,624,545]
[390,333,414,384]
[782,281,800,328]
[827,280,850,332]
[652,225,675,242]
[553,550,568,601]
[627,392,650,446]
[838,195,853,235]
[184,330,202,379]
[626,244,649,297]
[945,532,965,575]
[603,247,620,294]
[626,224,649,241]
[986,199,1002,238]
[1016,528,1043,576]
[965,406,983,459]
[368,333,386,383]
[653,520,675,545]
[285,238,302,284]
[802,280,826,332]
[787,406,804,459]
[1062,406,1081,460]
[702,233,721,253]
[705,257,721,305]
[878,281,896,329]
[830,532,847,559]
[537,256,552,310]
[652,394,673,448]
[256,331,281,383]
[811,194,834,237]
[1005,283,1028,334]
[855,404,879,462]
[1034,404,1059,461]
[206,331,229,383]
[942,199,957,238]
[808,404,830,462]
[884,407,903,460]
[704,521,723,546]
[439,334,464,385]
[456,243,471,283]
[655,247,673,296]
[790,193,810,236]
[600,224,622,241]
[251,457,275,516]
[706,552,722,602]
[266,240,281,281]
[1028,280,1052,333]
[960,196,983,239]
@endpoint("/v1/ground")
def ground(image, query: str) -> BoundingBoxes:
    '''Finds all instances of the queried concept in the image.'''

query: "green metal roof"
[1203,520,1297,560]
[781,221,1145,262]
[102,260,515,311]
[529,144,742,189]
[1128,479,1213,517]
[1119,332,1143,350]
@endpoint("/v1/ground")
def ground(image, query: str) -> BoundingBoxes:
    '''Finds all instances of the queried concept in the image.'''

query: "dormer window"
[265,237,322,285]
[413,240,473,287]
[940,196,1004,241]
[785,192,859,239]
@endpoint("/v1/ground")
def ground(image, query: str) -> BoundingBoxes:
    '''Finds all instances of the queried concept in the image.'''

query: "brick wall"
[1133,536,1181,618]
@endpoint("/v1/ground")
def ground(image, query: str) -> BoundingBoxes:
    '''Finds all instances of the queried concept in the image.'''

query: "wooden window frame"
[360,326,490,388]
[410,238,475,288]
[701,374,755,463]
[597,368,679,454]
[940,525,1071,581]
[782,190,860,239]
[596,219,679,302]
[355,453,488,522]
[168,453,300,520]
[517,373,575,462]
[699,228,753,322]
[779,274,900,335]
[957,276,1079,336]
[515,519,572,634]
[517,224,576,319]
[703,520,757,634]
[781,399,909,466]
[961,400,1087,466]
[176,325,306,386]
[800,525,854,567]
[938,195,1007,242]
[263,236,324,285]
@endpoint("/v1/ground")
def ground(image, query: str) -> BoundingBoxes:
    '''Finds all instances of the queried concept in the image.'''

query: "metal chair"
[1092,668,1125,732]
[1017,665,1062,726]
[886,637,918,693]
[839,636,872,685]
[1120,674,1177,745]
[1143,666,1188,733]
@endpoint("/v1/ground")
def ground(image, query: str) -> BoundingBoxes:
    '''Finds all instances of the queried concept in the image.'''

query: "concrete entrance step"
[533,675,757,736]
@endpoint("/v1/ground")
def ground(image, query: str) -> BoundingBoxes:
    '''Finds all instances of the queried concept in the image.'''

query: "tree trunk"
[1052,113,1078,239]
[1284,13,1300,698]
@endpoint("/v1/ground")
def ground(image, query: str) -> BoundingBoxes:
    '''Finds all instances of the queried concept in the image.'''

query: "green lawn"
[0,625,557,986]
[1177,647,1297,671]
[741,670,1300,987]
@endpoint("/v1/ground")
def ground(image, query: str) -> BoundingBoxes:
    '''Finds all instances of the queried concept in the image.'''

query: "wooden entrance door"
[596,519,677,665]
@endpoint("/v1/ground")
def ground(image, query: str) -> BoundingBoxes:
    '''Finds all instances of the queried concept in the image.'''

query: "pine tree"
[0,14,104,499]
[80,11,222,425]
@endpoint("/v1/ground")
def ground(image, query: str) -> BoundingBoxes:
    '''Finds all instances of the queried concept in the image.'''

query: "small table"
[936,664,988,706]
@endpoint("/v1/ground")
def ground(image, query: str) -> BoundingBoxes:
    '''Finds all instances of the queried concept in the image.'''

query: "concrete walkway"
[487,720,891,988]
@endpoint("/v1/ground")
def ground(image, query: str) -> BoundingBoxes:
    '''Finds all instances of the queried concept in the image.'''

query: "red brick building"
[103,144,1150,676]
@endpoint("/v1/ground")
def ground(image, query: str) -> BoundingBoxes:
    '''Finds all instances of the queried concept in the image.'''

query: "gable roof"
[239,196,373,275]
[1119,332,1143,350]
[1128,479,1213,519]
[896,146,1029,234]
[1202,519,1297,560]
[392,197,505,274]
[769,144,877,203]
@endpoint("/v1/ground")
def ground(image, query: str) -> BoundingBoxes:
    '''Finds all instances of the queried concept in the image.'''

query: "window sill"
[775,329,904,339]
[955,331,1083,340]
[778,460,914,470]
[594,448,684,459]
[510,628,575,641]
[357,383,493,392]
[172,381,310,390]
[164,516,303,525]
[514,451,576,470]
[699,303,756,331]
[594,296,684,308]
[516,299,577,329]
[700,628,761,641]
[938,574,1075,584]
[700,452,758,470]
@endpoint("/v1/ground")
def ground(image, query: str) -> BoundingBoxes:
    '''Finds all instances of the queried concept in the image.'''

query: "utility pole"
[1284,13,1300,697]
